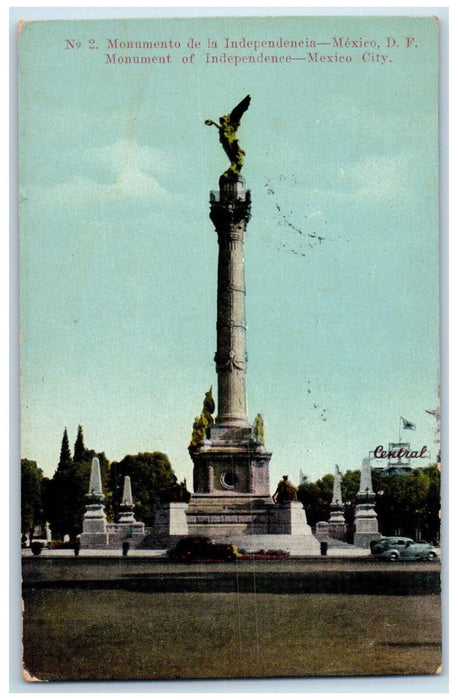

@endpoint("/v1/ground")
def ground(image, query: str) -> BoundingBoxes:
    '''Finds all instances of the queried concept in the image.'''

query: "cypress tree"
[73,425,86,462]
[58,428,72,471]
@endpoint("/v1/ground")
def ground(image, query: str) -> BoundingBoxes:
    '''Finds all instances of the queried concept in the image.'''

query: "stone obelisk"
[328,464,346,540]
[117,475,145,536]
[80,457,109,547]
[354,457,381,547]
[118,476,136,524]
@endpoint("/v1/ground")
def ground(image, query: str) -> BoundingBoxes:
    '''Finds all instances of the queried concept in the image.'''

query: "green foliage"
[373,465,441,541]
[297,474,334,526]
[58,428,72,470]
[44,450,111,540]
[109,452,177,526]
[28,425,184,539]
[21,459,44,537]
[73,425,86,462]
[189,388,215,452]
[298,465,441,541]
[43,426,110,540]
[189,414,210,451]
[341,470,363,524]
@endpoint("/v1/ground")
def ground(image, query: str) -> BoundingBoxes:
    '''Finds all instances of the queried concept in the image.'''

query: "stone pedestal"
[354,501,381,547]
[156,503,189,537]
[328,507,347,541]
[268,501,311,535]
[315,521,330,542]
[104,523,147,549]
[138,503,189,550]
[192,426,271,499]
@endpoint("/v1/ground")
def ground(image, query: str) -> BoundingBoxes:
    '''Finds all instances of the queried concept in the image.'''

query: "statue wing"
[229,94,251,127]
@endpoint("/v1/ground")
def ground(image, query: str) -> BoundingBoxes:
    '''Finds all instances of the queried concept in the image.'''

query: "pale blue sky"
[19,15,440,484]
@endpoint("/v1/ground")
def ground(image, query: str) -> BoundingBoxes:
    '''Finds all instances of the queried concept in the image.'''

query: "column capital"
[209,192,251,231]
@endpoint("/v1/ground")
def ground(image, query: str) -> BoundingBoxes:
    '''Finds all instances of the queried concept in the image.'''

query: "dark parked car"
[168,536,237,562]
[370,537,438,561]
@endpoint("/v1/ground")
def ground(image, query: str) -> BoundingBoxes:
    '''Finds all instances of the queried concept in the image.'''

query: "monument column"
[189,95,271,502]
[185,96,318,552]
[210,175,251,426]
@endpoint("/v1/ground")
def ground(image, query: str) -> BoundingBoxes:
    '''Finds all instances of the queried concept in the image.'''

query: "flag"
[401,416,416,431]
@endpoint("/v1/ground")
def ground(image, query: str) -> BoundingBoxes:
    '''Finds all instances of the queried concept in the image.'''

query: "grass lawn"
[22,589,441,681]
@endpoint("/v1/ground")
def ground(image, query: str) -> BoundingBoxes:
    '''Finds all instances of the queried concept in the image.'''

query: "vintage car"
[168,536,237,562]
[370,536,438,561]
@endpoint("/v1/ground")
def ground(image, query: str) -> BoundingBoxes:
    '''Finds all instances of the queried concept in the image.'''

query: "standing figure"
[273,475,297,504]
[253,412,265,445]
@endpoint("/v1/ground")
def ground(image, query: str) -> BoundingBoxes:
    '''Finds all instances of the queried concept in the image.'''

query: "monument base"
[353,532,381,548]
[223,533,319,556]
[104,522,146,548]
[80,532,109,548]
[80,501,109,548]
[186,498,319,554]
[353,502,381,548]
[329,510,347,541]
[186,494,271,537]
[328,522,347,541]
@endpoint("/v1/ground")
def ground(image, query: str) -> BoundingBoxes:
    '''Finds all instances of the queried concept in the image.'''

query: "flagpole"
[399,416,402,443]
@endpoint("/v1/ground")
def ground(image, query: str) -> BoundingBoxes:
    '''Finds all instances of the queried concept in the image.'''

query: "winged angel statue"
[205,95,251,179]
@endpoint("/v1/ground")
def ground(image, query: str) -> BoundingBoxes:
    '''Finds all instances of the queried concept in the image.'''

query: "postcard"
[19,13,441,682]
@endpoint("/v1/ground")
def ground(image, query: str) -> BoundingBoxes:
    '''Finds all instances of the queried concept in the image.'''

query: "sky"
[18,14,440,486]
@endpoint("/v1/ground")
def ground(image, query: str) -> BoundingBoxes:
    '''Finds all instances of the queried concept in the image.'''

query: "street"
[21,556,441,681]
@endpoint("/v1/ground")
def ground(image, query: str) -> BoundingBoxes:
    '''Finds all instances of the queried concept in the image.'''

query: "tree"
[58,428,72,470]
[296,465,441,542]
[43,426,110,540]
[341,470,362,525]
[373,466,440,541]
[420,465,441,542]
[297,474,334,526]
[73,424,86,462]
[21,459,44,541]
[108,452,178,526]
